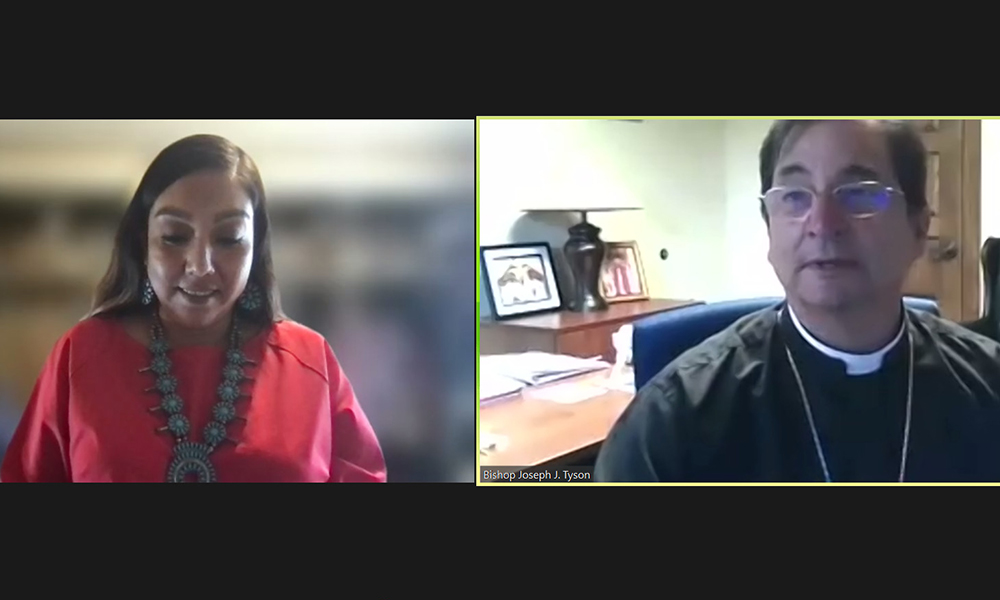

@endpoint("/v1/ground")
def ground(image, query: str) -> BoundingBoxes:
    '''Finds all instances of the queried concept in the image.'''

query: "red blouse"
[0,316,386,483]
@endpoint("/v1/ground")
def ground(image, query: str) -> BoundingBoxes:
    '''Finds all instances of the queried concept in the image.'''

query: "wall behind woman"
[0,384,20,467]
[0,119,475,483]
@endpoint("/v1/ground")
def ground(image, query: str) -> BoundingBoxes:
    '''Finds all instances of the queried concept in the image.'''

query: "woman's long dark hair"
[88,134,284,325]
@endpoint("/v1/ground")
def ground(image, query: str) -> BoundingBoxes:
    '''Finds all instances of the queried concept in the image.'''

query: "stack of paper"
[527,381,610,404]
[480,352,610,387]
[479,370,527,402]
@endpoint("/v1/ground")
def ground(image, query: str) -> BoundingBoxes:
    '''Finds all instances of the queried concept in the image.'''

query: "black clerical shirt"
[594,303,1000,482]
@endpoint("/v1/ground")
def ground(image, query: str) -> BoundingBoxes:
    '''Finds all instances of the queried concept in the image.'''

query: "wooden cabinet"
[480,298,702,362]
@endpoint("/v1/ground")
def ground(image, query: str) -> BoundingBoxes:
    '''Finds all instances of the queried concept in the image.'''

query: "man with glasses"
[595,119,1000,482]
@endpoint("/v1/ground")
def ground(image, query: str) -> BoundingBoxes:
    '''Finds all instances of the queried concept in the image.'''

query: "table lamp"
[523,206,641,313]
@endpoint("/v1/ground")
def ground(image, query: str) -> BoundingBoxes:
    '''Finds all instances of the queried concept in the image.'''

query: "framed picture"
[480,242,563,319]
[601,241,648,303]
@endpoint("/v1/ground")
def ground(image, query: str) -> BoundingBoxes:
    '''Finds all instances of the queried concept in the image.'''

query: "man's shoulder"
[909,310,1000,371]
[643,307,777,399]
[650,307,778,385]
[596,307,778,481]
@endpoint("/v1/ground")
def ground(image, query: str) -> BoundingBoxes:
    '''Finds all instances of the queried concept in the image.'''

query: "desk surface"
[479,368,634,468]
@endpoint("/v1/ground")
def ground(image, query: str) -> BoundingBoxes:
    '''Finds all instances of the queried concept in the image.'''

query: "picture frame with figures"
[480,242,563,320]
[600,241,648,303]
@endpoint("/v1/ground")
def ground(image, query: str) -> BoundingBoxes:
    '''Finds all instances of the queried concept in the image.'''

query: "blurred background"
[0,119,476,482]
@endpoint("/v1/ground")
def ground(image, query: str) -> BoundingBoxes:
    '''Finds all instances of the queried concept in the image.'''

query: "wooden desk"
[480,298,702,362]
[479,368,634,468]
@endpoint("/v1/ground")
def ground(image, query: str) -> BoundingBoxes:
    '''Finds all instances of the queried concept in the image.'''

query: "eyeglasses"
[761,181,904,220]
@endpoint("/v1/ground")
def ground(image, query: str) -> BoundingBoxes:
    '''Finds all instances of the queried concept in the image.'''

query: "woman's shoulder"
[265,319,335,372]
[43,315,132,372]
[269,319,328,347]
[60,315,125,346]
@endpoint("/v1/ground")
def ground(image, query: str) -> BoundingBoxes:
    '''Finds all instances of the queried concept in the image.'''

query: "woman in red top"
[0,134,386,483]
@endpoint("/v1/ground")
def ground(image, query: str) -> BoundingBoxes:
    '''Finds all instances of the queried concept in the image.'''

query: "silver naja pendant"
[166,441,217,483]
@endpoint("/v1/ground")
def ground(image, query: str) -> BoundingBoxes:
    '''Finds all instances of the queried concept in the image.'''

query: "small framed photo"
[480,242,563,319]
[601,241,648,303]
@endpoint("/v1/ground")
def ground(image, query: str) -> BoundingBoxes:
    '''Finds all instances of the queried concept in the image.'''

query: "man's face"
[765,121,928,311]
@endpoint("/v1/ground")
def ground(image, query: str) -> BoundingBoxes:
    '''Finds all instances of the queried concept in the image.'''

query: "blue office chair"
[632,296,940,390]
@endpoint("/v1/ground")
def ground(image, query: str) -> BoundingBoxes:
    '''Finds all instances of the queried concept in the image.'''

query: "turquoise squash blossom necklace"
[141,311,255,482]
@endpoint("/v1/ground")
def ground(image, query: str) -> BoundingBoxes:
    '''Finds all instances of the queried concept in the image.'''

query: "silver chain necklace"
[783,321,914,483]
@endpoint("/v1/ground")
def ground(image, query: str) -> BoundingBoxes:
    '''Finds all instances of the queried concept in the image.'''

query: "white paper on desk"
[481,352,610,386]
[605,367,636,394]
[479,371,526,402]
[529,382,609,404]
[480,431,509,452]
[605,380,636,394]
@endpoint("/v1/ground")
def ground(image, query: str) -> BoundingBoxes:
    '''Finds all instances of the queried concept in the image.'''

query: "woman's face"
[146,170,255,330]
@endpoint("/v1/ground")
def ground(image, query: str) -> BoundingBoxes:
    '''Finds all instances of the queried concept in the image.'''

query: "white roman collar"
[784,305,906,376]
